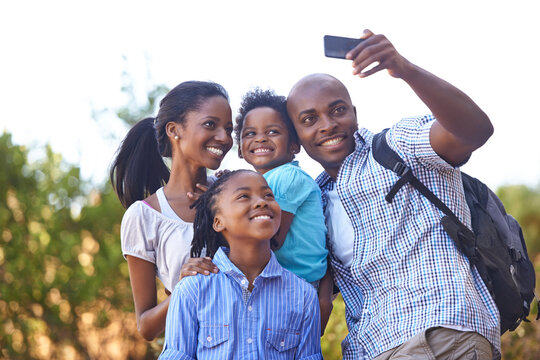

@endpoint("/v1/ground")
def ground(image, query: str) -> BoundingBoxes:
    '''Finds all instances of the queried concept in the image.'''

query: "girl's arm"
[127,256,217,340]
[296,287,323,359]
[127,256,170,341]
[159,279,199,359]
[318,266,334,336]
[272,211,294,250]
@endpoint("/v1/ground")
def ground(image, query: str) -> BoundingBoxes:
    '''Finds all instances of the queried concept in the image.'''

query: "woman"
[110,81,233,340]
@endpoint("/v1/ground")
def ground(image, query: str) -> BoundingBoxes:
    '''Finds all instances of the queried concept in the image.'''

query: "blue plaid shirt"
[317,115,500,359]
[159,247,323,360]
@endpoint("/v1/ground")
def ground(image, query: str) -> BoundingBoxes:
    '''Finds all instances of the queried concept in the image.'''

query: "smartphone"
[324,35,364,59]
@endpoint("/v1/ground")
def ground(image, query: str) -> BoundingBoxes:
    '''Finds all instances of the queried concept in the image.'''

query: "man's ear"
[353,105,357,117]
[166,121,181,140]
[213,215,225,233]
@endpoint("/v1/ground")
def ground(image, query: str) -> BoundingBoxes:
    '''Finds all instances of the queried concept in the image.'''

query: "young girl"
[110,81,233,340]
[159,170,322,359]
[234,88,333,334]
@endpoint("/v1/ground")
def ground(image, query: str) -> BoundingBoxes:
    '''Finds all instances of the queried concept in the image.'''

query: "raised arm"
[346,30,493,166]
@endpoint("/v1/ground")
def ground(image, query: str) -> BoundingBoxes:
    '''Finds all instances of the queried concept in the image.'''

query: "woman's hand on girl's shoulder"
[179,257,219,281]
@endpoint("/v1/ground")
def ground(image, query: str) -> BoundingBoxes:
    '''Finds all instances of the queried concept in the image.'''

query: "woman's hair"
[234,88,298,153]
[110,81,229,208]
[191,170,251,258]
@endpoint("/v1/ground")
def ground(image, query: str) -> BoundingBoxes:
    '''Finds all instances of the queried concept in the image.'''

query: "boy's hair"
[191,170,250,258]
[234,88,299,152]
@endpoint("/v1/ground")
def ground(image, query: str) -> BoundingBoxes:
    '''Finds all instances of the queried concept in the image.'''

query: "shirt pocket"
[198,323,230,351]
[265,329,300,359]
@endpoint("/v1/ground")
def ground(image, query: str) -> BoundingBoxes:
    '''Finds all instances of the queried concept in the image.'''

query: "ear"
[353,105,357,117]
[290,143,300,155]
[237,147,243,159]
[213,215,225,233]
[166,121,181,140]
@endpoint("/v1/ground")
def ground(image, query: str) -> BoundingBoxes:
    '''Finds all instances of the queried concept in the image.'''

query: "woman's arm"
[127,255,170,341]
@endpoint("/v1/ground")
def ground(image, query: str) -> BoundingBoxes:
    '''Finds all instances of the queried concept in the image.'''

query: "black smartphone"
[324,35,364,59]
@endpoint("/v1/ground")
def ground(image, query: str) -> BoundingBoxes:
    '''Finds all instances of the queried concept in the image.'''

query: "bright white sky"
[1,0,539,190]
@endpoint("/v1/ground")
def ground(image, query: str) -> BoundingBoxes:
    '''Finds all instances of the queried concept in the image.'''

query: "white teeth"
[252,215,271,220]
[253,148,272,154]
[321,137,343,146]
[207,147,223,156]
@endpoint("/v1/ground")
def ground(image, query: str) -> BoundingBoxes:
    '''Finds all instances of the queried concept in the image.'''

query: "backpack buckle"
[392,162,407,176]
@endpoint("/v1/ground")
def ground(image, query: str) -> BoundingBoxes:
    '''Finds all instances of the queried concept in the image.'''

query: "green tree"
[0,133,153,358]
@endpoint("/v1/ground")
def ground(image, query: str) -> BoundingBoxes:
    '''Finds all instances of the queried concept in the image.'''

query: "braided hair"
[191,169,253,258]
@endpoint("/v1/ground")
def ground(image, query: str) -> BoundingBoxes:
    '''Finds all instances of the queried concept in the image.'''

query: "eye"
[267,129,279,135]
[264,192,275,199]
[301,115,315,126]
[242,130,255,138]
[332,105,346,115]
[236,193,249,200]
[203,120,216,129]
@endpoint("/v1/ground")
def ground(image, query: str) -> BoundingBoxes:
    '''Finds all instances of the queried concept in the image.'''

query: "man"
[286,30,500,359]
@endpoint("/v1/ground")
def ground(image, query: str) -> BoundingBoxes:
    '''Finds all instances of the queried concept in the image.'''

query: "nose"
[215,127,232,144]
[253,196,268,209]
[254,133,267,143]
[319,114,337,134]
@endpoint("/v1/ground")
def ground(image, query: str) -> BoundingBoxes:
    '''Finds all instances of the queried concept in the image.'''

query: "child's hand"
[214,169,231,178]
[179,257,219,280]
[186,183,210,203]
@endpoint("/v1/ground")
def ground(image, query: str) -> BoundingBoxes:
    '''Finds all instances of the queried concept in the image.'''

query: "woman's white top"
[120,187,193,292]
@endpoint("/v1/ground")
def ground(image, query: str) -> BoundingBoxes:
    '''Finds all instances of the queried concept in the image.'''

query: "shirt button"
[280,340,285,347]
[241,279,247,285]
[207,336,212,342]
[247,306,253,311]
[247,337,253,344]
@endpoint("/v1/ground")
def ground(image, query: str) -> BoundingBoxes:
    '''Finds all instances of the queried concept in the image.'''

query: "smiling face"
[212,171,281,246]
[176,95,233,170]
[240,107,298,174]
[287,74,358,179]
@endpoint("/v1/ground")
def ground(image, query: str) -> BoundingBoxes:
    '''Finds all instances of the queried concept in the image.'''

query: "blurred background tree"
[1,83,538,359]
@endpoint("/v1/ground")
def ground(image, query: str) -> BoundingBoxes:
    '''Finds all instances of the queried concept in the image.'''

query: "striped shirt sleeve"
[159,277,199,360]
[296,285,323,360]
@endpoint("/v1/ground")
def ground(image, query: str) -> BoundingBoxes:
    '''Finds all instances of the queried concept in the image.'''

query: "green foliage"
[116,76,169,126]
[0,132,150,358]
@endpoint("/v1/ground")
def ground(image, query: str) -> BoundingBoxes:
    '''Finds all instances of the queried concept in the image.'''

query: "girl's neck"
[227,242,271,290]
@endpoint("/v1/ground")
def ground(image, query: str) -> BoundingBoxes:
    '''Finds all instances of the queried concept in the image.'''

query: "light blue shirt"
[264,161,328,283]
[159,247,323,360]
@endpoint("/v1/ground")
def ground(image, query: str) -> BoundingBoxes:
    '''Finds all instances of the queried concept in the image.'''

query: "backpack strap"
[372,129,461,225]
[371,129,478,262]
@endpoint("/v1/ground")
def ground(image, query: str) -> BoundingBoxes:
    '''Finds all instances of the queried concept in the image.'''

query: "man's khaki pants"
[374,327,493,360]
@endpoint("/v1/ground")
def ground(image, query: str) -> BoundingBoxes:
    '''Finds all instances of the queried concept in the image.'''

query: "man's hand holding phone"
[325,29,412,80]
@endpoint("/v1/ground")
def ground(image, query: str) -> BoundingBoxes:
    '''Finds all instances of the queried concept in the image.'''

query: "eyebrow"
[233,185,271,193]
[296,99,346,119]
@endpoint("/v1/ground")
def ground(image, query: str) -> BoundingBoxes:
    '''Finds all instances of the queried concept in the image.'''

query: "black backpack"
[372,129,538,334]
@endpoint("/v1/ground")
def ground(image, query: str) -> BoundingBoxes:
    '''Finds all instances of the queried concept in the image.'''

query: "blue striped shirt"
[317,115,500,359]
[159,247,323,360]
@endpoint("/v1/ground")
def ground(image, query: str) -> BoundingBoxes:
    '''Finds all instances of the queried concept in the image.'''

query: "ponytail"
[110,80,229,209]
[110,117,170,208]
